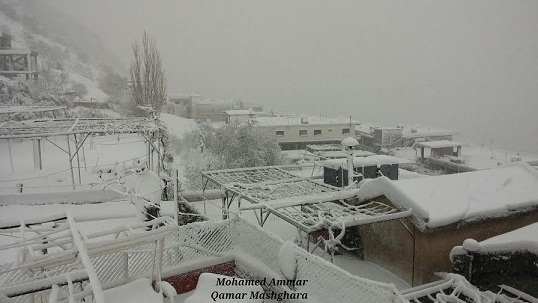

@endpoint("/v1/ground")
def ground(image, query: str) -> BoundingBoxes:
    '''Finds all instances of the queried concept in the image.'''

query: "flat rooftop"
[323,155,412,170]
[415,140,465,149]
[254,116,360,126]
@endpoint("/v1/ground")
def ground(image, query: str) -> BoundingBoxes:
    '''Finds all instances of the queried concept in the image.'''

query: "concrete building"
[253,116,360,150]
[415,140,465,162]
[223,109,255,124]
[191,95,263,122]
[356,123,457,153]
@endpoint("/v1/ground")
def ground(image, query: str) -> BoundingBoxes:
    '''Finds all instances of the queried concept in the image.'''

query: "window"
[276,130,284,137]
[314,129,322,136]
[299,130,308,136]
[342,128,350,135]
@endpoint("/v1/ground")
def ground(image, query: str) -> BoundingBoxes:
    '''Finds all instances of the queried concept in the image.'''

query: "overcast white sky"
[51,0,538,153]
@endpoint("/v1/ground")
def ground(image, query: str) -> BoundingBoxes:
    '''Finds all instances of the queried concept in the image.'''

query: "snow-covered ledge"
[0,189,125,206]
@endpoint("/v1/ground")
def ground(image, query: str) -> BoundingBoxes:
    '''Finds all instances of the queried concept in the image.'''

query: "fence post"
[174,169,179,224]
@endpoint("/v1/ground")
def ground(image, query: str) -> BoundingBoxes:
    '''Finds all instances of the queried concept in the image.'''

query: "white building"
[253,116,360,150]
[223,109,255,124]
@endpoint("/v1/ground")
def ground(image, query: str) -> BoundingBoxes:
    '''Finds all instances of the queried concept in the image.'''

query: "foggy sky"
[51,0,538,153]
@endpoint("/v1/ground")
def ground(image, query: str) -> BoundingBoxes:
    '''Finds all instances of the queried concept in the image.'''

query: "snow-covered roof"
[0,106,66,115]
[223,109,254,115]
[0,48,36,55]
[402,128,458,138]
[194,98,234,105]
[0,118,161,139]
[478,222,538,253]
[306,150,376,159]
[254,116,360,127]
[341,136,359,147]
[356,122,457,138]
[323,155,412,170]
[356,163,538,229]
[451,223,538,256]
[306,144,342,151]
[415,140,465,149]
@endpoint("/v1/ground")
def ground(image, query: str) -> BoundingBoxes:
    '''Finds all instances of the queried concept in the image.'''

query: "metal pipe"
[74,135,81,185]
[66,135,75,190]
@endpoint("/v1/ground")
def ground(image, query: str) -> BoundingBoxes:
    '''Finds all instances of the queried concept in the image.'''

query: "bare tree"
[129,31,167,116]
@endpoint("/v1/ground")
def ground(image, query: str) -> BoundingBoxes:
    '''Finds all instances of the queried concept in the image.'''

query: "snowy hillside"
[0,1,123,104]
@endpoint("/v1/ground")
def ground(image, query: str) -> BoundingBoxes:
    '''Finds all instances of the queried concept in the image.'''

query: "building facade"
[254,116,359,150]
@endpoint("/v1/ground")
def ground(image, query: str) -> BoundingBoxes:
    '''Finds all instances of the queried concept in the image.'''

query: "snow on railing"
[2,217,407,303]
[400,273,535,303]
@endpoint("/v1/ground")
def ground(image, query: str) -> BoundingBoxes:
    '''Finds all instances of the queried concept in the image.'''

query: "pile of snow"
[357,163,538,229]
[159,113,197,139]
[398,169,428,180]
[451,223,538,257]
[104,278,163,303]
[133,170,164,220]
[278,241,297,280]
[479,222,538,253]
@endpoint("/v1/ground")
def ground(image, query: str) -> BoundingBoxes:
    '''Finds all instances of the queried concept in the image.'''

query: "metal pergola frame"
[0,118,164,188]
[201,166,412,255]
[0,106,68,120]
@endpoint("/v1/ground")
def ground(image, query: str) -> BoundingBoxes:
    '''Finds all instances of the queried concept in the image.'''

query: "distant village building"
[413,140,476,173]
[168,94,193,118]
[356,123,457,153]
[351,163,538,286]
[0,32,38,81]
[190,94,263,122]
[253,116,360,150]
[223,109,255,124]
[415,140,464,161]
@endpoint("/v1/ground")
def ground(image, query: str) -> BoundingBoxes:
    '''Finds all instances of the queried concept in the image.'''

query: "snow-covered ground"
[158,113,198,183]
[159,113,197,140]
[0,134,151,194]
[104,278,163,303]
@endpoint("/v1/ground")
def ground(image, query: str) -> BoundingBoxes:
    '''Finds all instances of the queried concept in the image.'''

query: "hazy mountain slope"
[0,0,125,103]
